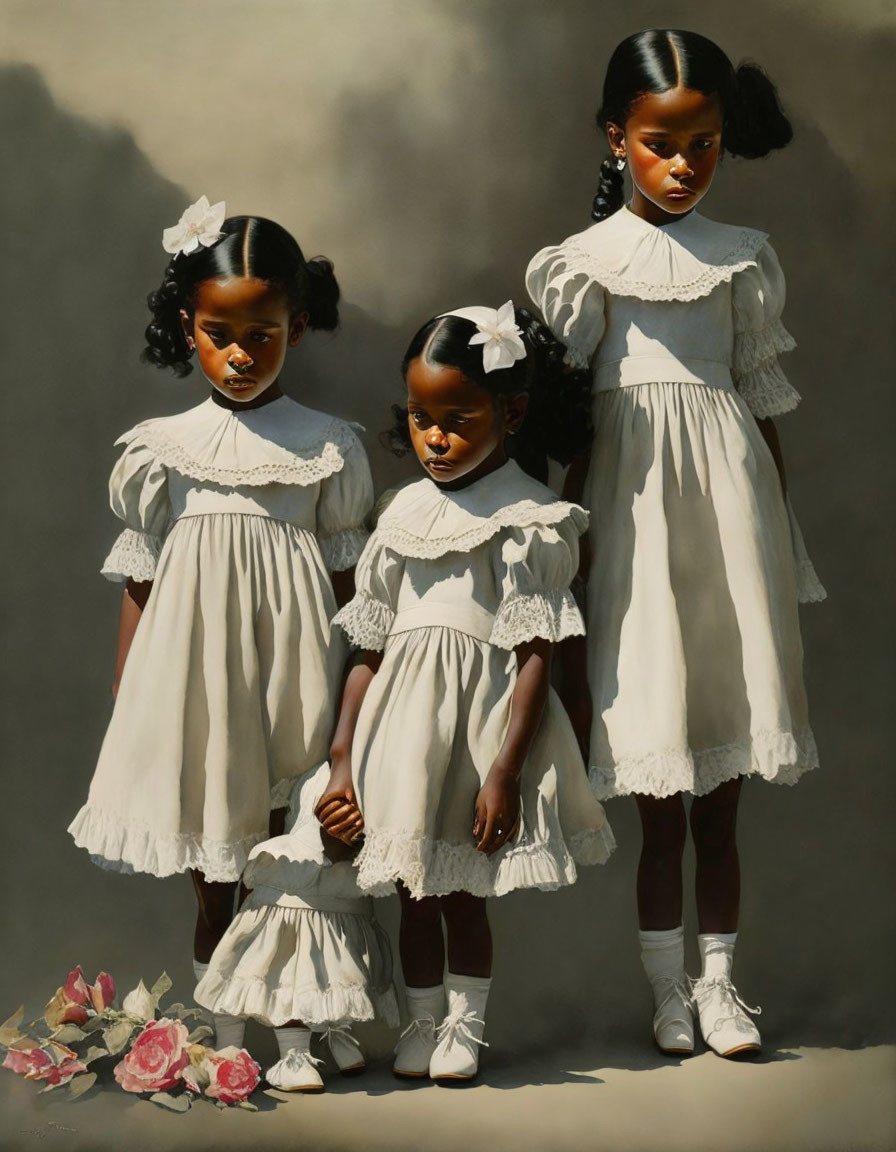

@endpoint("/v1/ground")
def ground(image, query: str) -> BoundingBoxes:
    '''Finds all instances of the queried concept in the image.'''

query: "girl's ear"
[503,392,529,435]
[179,307,195,348]
[607,121,626,159]
[288,312,310,347]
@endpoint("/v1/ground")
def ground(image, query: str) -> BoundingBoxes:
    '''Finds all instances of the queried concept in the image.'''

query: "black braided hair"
[591,156,626,222]
[591,29,793,221]
[142,215,340,376]
[383,307,593,482]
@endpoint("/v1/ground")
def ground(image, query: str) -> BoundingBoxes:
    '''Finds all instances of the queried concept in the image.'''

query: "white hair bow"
[441,301,527,373]
[162,195,226,257]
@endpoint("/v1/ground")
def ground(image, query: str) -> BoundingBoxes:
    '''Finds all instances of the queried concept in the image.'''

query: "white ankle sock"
[274,1027,312,1059]
[639,926,685,983]
[192,958,246,1050]
[445,972,491,1017]
[697,932,737,980]
[404,983,446,1023]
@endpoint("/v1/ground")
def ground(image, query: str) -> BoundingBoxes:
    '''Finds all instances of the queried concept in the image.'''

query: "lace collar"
[117,395,358,487]
[558,208,767,302]
[373,460,588,559]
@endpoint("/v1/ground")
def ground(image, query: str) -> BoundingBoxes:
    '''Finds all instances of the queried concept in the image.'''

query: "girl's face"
[608,86,723,225]
[182,277,307,405]
[405,357,527,491]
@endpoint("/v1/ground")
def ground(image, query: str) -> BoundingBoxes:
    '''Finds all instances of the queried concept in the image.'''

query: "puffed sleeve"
[330,525,402,651]
[490,511,588,650]
[525,245,606,370]
[731,243,801,418]
[315,430,375,572]
[100,437,171,583]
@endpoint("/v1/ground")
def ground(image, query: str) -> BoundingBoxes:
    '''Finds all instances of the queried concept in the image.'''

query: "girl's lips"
[425,457,453,470]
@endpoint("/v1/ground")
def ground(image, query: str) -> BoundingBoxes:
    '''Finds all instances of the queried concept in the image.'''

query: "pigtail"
[591,154,625,222]
[142,266,194,377]
[723,61,793,159]
[381,404,413,458]
[304,256,340,332]
[514,309,593,474]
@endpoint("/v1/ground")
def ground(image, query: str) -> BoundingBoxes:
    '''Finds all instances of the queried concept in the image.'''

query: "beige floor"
[2,1043,893,1152]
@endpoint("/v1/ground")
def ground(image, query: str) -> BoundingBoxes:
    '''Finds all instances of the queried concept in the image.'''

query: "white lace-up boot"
[321,1022,365,1075]
[429,973,490,1082]
[639,927,694,1055]
[193,958,246,1050]
[266,1027,325,1092]
[691,933,761,1058]
[393,984,446,1078]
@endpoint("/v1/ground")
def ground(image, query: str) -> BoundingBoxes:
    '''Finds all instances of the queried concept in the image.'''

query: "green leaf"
[81,1014,108,1034]
[103,1019,136,1056]
[187,1026,214,1045]
[68,1072,97,1099]
[238,1099,258,1112]
[150,1090,191,1112]
[149,973,173,1006]
[165,1002,185,1016]
[83,1046,107,1066]
[51,1025,87,1046]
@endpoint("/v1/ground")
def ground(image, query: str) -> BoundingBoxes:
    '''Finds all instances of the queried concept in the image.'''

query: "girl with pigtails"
[526,30,825,1059]
[69,199,374,1053]
[314,303,615,1083]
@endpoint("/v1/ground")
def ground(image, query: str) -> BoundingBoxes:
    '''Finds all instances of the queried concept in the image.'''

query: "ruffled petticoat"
[586,381,819,799]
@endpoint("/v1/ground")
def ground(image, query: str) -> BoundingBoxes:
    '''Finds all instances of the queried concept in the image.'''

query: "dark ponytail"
[385,307,593,483]
[141,214,341,376]
[591,155,626,222]
[591,29,793,218]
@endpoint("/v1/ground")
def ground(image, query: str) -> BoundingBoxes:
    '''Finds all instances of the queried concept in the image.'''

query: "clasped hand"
[314,757,364,846]
[473,766,521,855]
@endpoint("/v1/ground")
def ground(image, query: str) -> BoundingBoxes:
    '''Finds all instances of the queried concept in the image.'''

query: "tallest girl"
[527,30,824,1058]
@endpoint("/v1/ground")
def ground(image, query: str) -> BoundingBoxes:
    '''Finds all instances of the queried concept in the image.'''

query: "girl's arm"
[756,417,787,494]
[474,637,552,855]
[111,578,152,698]
[314,649,382,843]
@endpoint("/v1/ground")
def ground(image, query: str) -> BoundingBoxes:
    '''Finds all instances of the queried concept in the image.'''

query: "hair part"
[384,309,593,481]
[591,29,793,221]
[142,215,340,377]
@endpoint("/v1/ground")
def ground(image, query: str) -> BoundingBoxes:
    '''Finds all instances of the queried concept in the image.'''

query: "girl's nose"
[425,426,450,454]
[670,155,694,178]
[227,346,254,370]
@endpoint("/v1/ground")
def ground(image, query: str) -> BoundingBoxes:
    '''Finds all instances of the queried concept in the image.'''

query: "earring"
[186,336,195,351]
[615,156,626,171]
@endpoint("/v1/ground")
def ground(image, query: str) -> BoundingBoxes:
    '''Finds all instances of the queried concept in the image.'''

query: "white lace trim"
[733,319,796,373]
[353,825,614,900]
[197,970,399,1030]
[489,590,584,650]
[561,344,592,371]
[588,725,818,800]
[332,594,393,651]
[375,500,588,560]
[796,559,827,604]
[560,230,765,302]
[319,526,369,573]
[101,528,163,583]
[121,419,356,489]
[733,359,802,418]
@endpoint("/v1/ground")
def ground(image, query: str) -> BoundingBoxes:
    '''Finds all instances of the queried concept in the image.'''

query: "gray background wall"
[0,0,893,1068]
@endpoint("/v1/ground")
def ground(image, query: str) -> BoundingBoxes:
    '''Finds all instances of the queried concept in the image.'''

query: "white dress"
[194,765,398,1029]
[332,461,615,900]
[526,207,825,800]
[68,395,373,882]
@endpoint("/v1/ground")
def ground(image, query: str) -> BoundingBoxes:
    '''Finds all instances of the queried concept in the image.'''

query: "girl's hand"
[314,755,364,845]
[473,769,521,856]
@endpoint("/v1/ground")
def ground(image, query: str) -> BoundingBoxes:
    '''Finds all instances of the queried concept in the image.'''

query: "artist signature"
[18,1121,78,1138]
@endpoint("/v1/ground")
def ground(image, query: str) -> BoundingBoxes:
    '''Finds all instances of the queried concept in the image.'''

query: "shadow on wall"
[0,20,894,1057]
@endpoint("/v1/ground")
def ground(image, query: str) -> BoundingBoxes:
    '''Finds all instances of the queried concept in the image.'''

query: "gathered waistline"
[594,355,734,393]
[249,884,371,915]
[388,601,495,644]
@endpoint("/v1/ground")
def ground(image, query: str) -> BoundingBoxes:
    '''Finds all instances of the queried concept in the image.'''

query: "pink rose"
[3,1043,86,1087]
[63,967,91,1006]
[114,1018,190,1094]
[45,967,116,1027]
[203,1046,261,1105]
[88,971,116,1012]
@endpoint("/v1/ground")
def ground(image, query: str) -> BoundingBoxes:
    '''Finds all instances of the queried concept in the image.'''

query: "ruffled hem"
[196,968,400,1029]
[118,413,357,489]
[101,528,163,583]
[490,590,584,649]
[734,359,802,419]
[589,726,819,800]
[332,593,393,651]
[732,319,796,373]
[353,825,614,900]
[376,499,588,560]
[319,526,369,573]
[68,805,270,883]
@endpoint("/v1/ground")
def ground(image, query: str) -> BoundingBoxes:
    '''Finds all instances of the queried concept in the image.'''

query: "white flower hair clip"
[162,195,226,257]
[440,300,527,373]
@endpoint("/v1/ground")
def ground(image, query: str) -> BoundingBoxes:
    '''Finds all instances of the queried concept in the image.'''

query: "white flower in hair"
[162,195,226,257]
[466,300,527,373]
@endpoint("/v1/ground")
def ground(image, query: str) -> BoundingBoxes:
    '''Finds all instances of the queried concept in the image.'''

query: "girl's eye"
[694,139,715,152]
[251,333,272,343]
[410,412,429,427]
[204,330,228,347]
[646,142,667,155]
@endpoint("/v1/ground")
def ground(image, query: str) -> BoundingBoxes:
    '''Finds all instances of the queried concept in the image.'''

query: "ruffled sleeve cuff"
[786,497,827,604]
[733,316,801,418]
[332,593,394,651]
[101,528,163,583]
[319,526,370,573]
[489,589,585,650]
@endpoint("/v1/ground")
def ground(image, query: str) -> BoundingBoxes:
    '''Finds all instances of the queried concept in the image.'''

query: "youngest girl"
[195,765,398,1092]
[317,303,615,1082]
